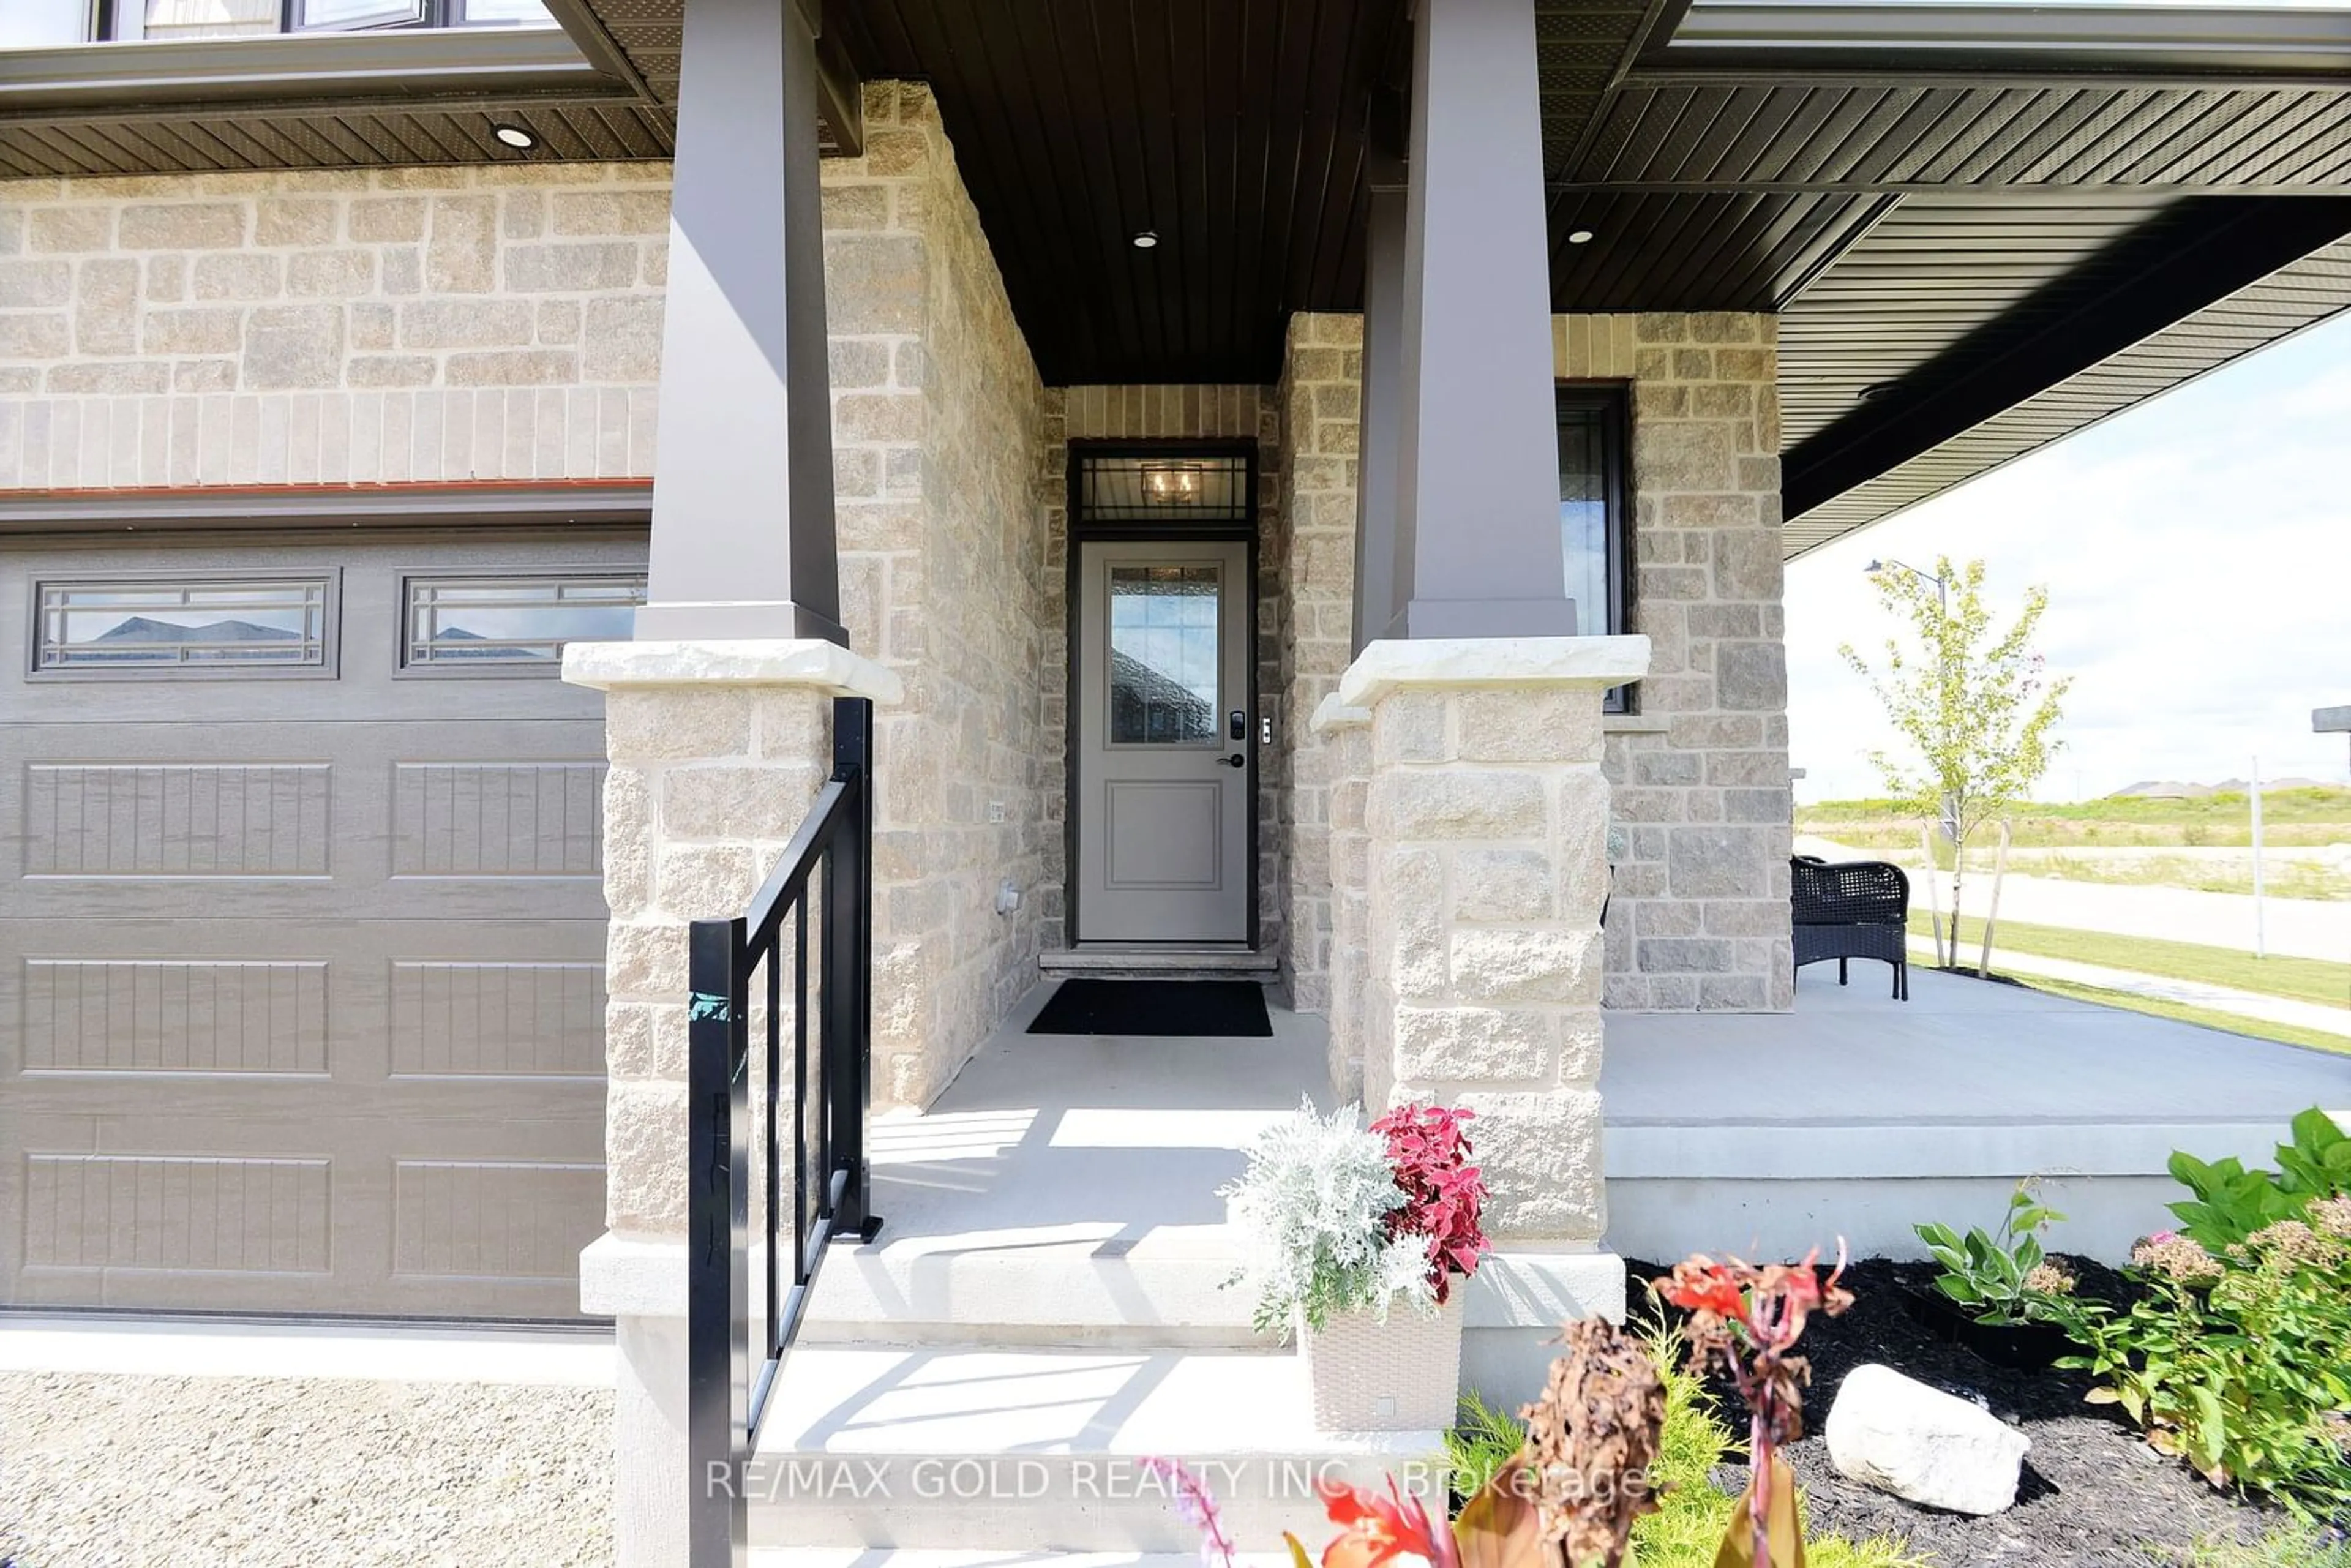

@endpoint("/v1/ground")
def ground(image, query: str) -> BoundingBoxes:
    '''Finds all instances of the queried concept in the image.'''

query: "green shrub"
[2170,1108,2351,1252]
[1915,1182,2069,1326]
[2042,1203,2351,1517]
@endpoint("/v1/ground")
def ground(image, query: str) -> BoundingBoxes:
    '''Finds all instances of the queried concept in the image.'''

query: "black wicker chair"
[1791,856,1910,1000]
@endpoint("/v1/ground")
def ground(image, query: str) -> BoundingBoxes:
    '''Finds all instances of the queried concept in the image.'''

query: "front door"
[1074,539,1251,943]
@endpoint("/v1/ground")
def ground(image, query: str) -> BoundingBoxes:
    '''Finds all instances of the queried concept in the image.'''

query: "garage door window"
[402,573,647,670]
[33,576,335,675]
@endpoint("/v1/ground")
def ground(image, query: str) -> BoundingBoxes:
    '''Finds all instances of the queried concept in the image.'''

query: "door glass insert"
[1107,565,1221,745]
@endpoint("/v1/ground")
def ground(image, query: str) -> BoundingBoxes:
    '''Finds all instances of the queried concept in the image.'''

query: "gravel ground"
[0,1371,612,1568]
[1638,1258,2289,1567]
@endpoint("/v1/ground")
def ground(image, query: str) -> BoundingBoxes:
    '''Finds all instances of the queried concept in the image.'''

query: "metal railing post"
[686,915,749,1568]
[825,696,876,1236]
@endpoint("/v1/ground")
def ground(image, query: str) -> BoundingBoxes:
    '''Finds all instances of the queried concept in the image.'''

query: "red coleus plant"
[1371,1103,1490,1304]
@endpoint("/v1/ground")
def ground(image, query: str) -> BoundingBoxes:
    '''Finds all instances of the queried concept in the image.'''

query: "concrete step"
[748,1345,1445,1551]
[800,1225,1257,1349]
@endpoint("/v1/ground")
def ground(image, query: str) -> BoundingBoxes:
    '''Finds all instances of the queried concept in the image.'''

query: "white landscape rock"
[1824,1363,2031,1515]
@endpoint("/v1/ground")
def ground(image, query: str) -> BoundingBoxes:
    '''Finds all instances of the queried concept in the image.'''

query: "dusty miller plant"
[1220,1098,1432,1339]
[1838,556,2069,969]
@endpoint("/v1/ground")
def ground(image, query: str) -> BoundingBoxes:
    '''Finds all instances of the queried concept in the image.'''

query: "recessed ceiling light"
[1858,380,1897,403]
[1131,230,1160,250]
[491,122,537,151]
[1566,229,1595,244]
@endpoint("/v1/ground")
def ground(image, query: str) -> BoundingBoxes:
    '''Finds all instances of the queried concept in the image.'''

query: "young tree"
[1839,557,2070,969]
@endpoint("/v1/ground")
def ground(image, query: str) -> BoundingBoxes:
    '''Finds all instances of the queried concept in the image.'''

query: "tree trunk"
[1978,820,2012,978]
[1919,822,1946,967]
[1949,850,1965,972]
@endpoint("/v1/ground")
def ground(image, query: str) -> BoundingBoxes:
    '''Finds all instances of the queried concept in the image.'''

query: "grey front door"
[0,531,642,1319]
[1074,539,1251,943]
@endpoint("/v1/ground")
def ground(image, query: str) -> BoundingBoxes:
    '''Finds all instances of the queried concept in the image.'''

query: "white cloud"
[1786,312,2351,801]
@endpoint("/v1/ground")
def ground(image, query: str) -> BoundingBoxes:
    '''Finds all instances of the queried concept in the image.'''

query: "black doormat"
[1026,978,1272,1037]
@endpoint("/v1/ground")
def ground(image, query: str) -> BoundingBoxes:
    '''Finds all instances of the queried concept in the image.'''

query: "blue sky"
[1785,310,2351,803]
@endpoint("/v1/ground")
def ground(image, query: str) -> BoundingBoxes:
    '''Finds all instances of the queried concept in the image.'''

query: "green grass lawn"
[1905,912,2351,1011]
[1799,786,2351,851]
[2008,975,2351,1059]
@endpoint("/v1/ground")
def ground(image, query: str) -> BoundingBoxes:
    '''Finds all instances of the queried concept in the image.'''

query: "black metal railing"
[686,696,880,1568]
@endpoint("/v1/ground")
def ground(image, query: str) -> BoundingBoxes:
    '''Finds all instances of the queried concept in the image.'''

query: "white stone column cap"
[562,637,902,703]
[1336,634,1650,709]
[1309,692,1373,735]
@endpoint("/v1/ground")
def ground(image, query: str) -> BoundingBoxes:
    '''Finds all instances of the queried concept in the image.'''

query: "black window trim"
[1556,379,1636,715]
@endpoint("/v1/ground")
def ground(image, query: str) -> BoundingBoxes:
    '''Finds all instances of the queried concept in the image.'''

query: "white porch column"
[1382,0,1572,640]
[637,0,846,643]
[1341,635,1647,1395]
[564,640,900,1568]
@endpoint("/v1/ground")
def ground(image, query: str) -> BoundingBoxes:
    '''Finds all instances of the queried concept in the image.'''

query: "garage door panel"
[2,721,610,924]
[0,533,637,1319]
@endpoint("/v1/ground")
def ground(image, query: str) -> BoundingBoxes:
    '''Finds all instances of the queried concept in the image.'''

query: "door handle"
[1221,754,1247,768]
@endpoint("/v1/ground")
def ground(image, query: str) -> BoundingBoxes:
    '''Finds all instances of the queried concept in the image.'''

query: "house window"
[402,573,645,670]
[1077,453,1251,525]
[34,576,334,674]
[1558,383,1633,711]
[89,0,552,42]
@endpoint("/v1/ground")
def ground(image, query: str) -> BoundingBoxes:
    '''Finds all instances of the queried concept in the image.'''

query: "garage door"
[0,531,643,1319]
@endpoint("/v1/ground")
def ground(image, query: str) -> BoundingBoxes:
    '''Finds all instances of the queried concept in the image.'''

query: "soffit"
[1782,234,2351,553]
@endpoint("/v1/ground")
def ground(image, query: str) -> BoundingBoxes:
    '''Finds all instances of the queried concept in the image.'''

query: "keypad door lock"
[1228,709,1247,741]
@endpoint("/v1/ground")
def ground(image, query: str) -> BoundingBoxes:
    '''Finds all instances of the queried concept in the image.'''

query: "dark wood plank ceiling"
[833,0,1412,386]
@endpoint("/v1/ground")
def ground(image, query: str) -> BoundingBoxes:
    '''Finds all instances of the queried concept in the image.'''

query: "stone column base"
[1342,635,1649,1253]
[563,637,901,1568]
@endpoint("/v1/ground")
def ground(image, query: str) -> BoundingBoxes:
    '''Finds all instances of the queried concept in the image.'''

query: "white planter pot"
[1300,1292,1465,1433]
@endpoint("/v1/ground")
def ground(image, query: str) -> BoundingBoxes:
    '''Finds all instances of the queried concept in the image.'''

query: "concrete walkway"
[0,1314,614,1386]
[1908,934,2351,1040]
[1798,834,2351,963]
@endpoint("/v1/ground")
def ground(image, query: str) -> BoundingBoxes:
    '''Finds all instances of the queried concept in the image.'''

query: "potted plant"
[1909,1182,2077,1368]
[1221,1099,1489,1431]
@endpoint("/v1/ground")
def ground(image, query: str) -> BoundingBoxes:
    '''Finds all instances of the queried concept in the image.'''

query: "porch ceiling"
[10,1,2351,555]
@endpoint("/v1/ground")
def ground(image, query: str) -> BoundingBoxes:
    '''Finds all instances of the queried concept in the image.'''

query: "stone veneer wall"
[1560,313,1793,1011]
[1273,315,1365,1011]
[0,163,668,485]
[1270,312,1793,1017]
[1039,385,1284,955]
[821,84,1051,1106]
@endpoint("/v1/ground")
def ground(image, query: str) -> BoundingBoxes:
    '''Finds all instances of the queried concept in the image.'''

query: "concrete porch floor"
[1602,962,2350,1262]
[814,963,2347,1292]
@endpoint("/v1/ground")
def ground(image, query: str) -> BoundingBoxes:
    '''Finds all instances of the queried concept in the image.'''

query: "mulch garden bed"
[1630,1258,2287,1567]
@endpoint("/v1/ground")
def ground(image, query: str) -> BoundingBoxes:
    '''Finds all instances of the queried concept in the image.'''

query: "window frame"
[394,566,647,678]
[1556,380,1636,714]
[90,0,552,42]
[26,569,342,682]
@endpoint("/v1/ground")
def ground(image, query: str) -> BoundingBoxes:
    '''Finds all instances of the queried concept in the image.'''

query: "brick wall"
[0,165,668,486]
